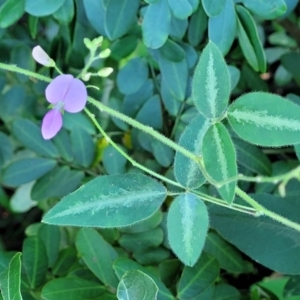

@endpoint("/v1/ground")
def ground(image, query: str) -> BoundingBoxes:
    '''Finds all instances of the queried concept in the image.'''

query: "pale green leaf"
[202,123,237,203]
[228,92,300,147]
[42,174,166,228]
[167,193,209,266]
[174,114,210,189]
[117,270,158,300]
[192,41,231,119]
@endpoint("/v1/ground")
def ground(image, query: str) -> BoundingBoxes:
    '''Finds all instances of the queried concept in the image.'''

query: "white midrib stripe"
[229,109,300,131]
[205,51,218,117]
[213,126,229,194]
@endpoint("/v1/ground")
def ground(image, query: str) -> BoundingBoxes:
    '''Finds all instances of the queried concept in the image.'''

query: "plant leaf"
[202,123,237,203]
[174,114,210,189]
[41,278,106,300]
[227,92,300,147]
[208,0,236,55]
[117,270,158,300]
[42,174,166,227]
[192,41,230,119]
[209,194,300,274]
[0,253,23,300]
[167,193,209,267]
[142,0,171,49]
[75,228,119,287]
[177,252,219,299]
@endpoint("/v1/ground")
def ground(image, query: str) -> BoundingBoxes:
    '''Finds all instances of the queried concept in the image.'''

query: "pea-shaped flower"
[42,74,87,139]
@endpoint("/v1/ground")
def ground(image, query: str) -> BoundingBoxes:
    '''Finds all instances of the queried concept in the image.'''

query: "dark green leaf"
[31,166,84,201]
[281,52,300,78]
[188,3,207,47]
[119,210,162,234]
[209,194,300,274]
[168,0,193,19]
[158,39,185,62]
[70,127,95,168]
[201,0,226,16]
[151,140,174,168]
[22,237,48,289]
[113,257,175,300]
[159,56,188,101]
[38,224,60,268]
[204,232,248,273]
[177,252,219,299]
[142,0,171,49]
[0,253,22,300]
[25,0,65,17]
[104,0,139,40]
[119,227,164,253]
[0,133,13,169]
[12,119,59,158]
[192,41,231,119]
[167,193,209,266]
[82,0,106,36]
[208,0,236,55]
[242,0,287,19]
[117,58,149,95]
[234,138,271,175]
[76,228,118,287]
[1,158,56,187]
[236,5,266,73]
[169,15,188,40]
[133,247,170,265]
[42,174,166,227]
[63,112,95,135]
[213,283,240,300]
[53,129,73,162]
[228,92,300,147]
[0,0,25,28]
[53,0,74,24]
[102,145,127,175]
[41,278,106,300]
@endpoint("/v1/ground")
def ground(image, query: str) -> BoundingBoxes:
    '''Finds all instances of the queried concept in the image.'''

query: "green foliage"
[1,1,300,299]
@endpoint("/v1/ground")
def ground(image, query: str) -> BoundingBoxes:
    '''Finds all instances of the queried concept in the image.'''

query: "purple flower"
[42,74,87,139]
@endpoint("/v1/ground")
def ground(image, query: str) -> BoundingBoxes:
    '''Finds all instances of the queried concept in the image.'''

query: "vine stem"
[0,62,51,83]
[87,96,199,162]
[85,107,257,214]
[84,108,185,189]
[2,62,300,230]
[236,187,300,231]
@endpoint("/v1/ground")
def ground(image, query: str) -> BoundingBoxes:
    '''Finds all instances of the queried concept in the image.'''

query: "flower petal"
[45,74,74,104]
[32,46,54,66]
[63,78,87,113]
[41,109,63,140]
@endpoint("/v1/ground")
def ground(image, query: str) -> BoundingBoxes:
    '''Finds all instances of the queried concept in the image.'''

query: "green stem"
[0,63,51,83]
[84,108,185,189]
[77,48,97,79]
[236,187,300,232]
[87,96,199,162]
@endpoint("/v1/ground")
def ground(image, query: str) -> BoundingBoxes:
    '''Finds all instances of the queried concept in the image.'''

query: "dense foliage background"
[1,0,300,299]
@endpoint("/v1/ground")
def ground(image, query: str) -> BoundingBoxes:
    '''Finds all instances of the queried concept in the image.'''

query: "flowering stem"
[1,62,300,230]
[84,108,185,189]
[85,107,256,214]
[0,62,51,83]
[87,96,200,163]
